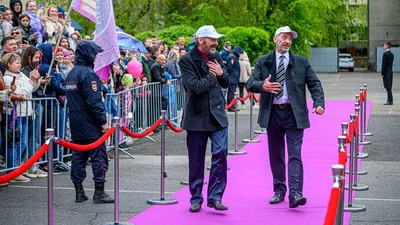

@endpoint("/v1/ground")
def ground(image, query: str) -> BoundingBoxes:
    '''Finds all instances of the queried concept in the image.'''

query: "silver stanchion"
[332,163,344,225]
[46,129,55,225]
[343,115,366,212]
[243,93,260,143]
[147,111,178,205]
[105,117,133,225]
[228,92,246,155]
[358,90,371,145]
[362,84,373,136]
[254,128,267,134]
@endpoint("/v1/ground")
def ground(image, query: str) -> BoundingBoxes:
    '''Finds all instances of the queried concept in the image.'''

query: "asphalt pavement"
[0,69,399,225]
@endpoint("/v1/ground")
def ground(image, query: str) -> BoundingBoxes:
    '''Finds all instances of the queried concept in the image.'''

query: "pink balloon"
[126,60,143,78]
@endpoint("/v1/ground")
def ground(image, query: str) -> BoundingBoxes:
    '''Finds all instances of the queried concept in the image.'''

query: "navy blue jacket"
[65,41,107,141]
[226,47,243,85]
[38,43,66,97]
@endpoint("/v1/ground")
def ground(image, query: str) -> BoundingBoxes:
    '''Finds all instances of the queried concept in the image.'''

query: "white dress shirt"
[273,51,290,104]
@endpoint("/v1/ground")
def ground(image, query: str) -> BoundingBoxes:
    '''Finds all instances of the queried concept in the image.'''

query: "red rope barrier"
[354,116,359,137]
[166,119,184,133]
[225,98,237,110]
[323,187,341,225]
[0,142,49,184]
[237,92,251,102]
[346,121,354,143]
[252,94,260,103]
[55,127,116,151]
[359,91,363,104]
[122,118,162,138]
[338,151,347,166]
[363,88,367,101]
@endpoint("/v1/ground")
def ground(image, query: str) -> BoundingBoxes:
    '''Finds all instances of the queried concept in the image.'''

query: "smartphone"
[22,36,29,44]
[32,61,40,70]
[11,77,16,86]
[0,5,5,13]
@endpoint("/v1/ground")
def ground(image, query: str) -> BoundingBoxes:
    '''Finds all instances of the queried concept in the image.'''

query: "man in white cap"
[246,26,325,208]
[178,25,230,212]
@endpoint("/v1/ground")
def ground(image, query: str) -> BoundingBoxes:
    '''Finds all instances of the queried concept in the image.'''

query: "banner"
[72,0,96,23]
[93,0,119,82]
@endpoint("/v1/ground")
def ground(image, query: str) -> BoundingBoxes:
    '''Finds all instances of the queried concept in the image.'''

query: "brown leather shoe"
[207,201,228,211]
[189,203,201,212]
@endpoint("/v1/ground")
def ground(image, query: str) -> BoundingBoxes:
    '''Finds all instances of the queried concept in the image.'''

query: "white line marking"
[9,185,175,194]
[389,109,392,114]
[355,197,400,202]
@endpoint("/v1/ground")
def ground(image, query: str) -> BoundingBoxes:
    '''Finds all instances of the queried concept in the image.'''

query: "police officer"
[226,46,243,111]
[65,41,114,203]
[179,25,229,213]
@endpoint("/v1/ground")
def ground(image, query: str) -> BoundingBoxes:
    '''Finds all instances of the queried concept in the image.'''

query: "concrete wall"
[376,47,400,72]
[368,0,400,71]
[308,47,338,73]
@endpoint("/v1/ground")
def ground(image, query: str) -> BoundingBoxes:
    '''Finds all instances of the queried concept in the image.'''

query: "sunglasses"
[11,32,21,35]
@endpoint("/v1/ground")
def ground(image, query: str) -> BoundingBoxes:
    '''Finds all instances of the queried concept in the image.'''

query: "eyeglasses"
[11,32,21,35]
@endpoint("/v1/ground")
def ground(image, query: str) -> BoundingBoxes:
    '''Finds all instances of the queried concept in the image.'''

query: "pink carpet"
[128,100,372,225]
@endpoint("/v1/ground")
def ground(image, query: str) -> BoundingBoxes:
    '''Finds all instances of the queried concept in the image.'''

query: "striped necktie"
[276,55,286,99]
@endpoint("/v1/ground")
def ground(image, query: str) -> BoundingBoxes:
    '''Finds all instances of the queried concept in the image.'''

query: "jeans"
[7,116,28,168]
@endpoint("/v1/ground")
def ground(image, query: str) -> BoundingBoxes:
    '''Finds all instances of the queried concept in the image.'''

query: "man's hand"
[101,123,109,133]
[21,41,29,50]
[262,75,281,94]
[207,60,223,77]
[166,80,171,86]
[312,106,325,115]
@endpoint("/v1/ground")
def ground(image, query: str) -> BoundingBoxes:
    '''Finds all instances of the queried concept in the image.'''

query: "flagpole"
[43,1,74,93]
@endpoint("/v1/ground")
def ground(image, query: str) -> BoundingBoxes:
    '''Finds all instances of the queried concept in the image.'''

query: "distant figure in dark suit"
[381,41,394,105]
[179,25,230,213]
[246,26,325,208]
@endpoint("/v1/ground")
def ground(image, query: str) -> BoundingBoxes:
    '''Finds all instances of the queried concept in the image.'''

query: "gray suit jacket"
[246,51,324,129]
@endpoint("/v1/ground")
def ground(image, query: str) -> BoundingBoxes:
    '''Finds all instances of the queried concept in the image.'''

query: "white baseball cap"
[195,25,224,39]
[274,26,298,39]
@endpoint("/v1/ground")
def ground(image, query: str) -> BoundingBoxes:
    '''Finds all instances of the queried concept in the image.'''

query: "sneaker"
[36,169,48,178]
[25,170,39,178]
[11,175,30,182]
[241,104,246,109]
[253,104,259,109]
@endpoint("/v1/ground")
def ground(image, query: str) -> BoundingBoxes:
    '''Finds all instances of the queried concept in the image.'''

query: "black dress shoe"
[383,102,393,105]
[289,195,307,208]
[189,203,201,212]
[207,201,228,211]
[270,193,285,204]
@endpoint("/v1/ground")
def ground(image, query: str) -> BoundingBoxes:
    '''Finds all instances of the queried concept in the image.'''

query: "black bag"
[7,105,20,143]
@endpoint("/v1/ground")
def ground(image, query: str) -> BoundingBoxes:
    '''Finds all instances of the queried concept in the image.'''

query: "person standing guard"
[246,26,325,208]
[381,41,394,105]
[65,41,114,204]
[179,25,230,213]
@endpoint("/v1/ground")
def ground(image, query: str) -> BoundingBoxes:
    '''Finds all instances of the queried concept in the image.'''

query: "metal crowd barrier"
[0,97,63,174]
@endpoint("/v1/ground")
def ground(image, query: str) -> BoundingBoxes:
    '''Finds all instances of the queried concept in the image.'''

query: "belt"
[273,104,291,109]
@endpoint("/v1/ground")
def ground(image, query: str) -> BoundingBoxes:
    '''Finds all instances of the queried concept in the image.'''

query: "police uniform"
[65,41,113,203]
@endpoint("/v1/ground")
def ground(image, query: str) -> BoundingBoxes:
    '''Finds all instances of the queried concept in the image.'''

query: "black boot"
[74,182,88,203]
[93,182,114,203]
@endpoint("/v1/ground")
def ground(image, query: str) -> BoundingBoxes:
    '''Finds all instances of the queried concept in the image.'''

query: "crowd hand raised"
[262,75,281,94]
[30,69,40,82]
[101,123,109,133]
[21,41,29,50]
[7,84,16,94]
[312,106,325,115]
[166,80,171,86]
[207,60,223,77]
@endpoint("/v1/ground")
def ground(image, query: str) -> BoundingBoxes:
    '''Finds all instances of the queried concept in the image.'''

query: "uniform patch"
[91,81,98,92]
[65,82,78,92]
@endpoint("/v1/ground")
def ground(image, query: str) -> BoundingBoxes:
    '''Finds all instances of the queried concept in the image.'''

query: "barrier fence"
[323,84,371,225]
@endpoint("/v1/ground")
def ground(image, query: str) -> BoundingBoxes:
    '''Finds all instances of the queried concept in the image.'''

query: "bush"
[134,31,156,43]
[157,25,196,47]
[221,27,273,65]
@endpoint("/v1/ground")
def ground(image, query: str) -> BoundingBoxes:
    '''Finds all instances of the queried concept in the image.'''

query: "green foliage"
[157,25,196,46]
[221,27,272,64]
[134,31,156,43]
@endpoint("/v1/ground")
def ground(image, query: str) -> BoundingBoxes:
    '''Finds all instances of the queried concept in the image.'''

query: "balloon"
[126,60,143,78]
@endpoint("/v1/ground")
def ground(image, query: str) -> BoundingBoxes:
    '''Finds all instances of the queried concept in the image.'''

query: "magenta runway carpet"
[128,100,372,225]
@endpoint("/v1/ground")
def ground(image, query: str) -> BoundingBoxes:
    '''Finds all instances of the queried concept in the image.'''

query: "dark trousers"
[227,83,238,110]
[238,82,246,105]
[186,127,228,204]
[71,141,108,183]
[386,88,393,103]
[267,106,304,200]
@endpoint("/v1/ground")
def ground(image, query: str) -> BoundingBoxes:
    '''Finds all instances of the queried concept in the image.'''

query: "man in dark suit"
[381,41,395,105]
[179,25,230,213]
[246,26,325,208]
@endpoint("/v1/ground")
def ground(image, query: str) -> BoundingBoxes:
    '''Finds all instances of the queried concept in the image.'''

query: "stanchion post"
[243,93,260,143]
[104,118,133,225]
[358,91,371,145]
[333,163,344,225]
[363,84,373,136]
[228,92,246,155]
[46,129,54,225]
[147,111,178,205]
[343,115,366,212]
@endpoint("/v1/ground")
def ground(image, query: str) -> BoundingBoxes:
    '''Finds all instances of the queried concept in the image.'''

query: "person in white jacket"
[1,52,39,182]
[239,52,251,109]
